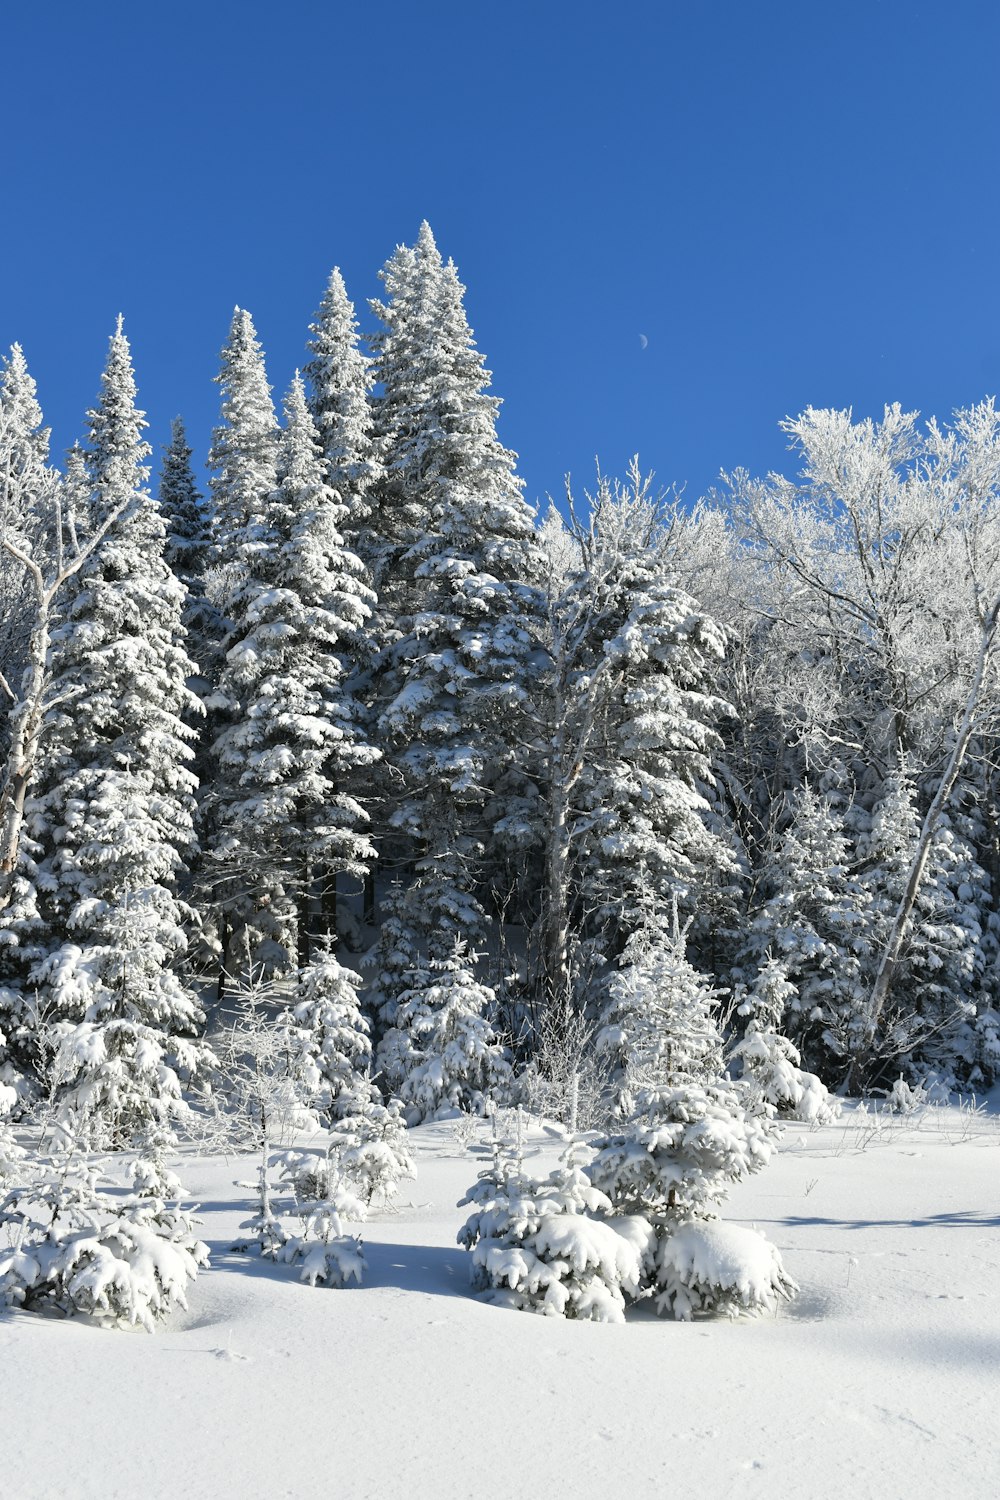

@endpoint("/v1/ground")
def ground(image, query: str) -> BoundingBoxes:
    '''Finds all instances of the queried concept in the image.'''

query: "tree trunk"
[362,869,376,928]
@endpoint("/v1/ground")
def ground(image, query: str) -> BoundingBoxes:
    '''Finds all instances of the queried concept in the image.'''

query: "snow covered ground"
[2,1100,999,1500]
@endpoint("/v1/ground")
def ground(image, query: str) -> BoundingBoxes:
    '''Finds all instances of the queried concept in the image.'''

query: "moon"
[638,333,648,350]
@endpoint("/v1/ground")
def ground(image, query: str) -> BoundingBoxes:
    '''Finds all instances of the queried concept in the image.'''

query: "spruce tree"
[379,938,512,1121]
[158,417,221,700]
[366,223,545,1027]
[746,779,869,1077]
[304,267,380,545]
[204,309,283,968]
[20,320,204,1143]
[210,374,378,969]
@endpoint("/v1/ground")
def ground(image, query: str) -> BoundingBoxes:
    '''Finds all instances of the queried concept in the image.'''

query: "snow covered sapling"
[0,1131,208,1330]
[597,905,725,1113]
[281,941,377,1123]
[277,941,414,1208]
[517,1006,608,1133]
[277,1180,367,1289]
[588,915,795,1319]
[729,957,841,1125]
[212,980,318,1258]
[458,1137,653,1323]
[379,939,512,1124]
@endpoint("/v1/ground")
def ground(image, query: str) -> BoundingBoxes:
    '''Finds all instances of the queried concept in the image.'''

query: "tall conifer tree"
[210,374,378,969]
[18,320,204,1138]
[367,224,545,1042]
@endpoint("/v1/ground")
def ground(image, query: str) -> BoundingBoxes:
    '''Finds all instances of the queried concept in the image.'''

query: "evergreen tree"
[378,939,512,1121]
[537,471,734,1035]
[281,940,377,1123]
[596,902,724,1114]
[304,267,380,543]
[366,223,545,1021]
[204,309,284,968]
[588,903,780,1317]
[17,320,205,1143]
[157,417,221,699]
[210,375,378,969]
[745,779,869,1077]
[729,955,840,1123]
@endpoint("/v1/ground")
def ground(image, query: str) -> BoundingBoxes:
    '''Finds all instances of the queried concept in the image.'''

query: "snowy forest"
[1,221,999,1330]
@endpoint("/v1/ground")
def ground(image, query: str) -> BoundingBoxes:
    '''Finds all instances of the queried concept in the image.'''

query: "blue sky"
[4,1,1000,511]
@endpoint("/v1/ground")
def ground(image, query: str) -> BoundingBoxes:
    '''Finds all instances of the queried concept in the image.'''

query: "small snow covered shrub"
[654,1219,798,1320]
[243,1149,371,1287]
[0,1073,25,1185]
[884,1076,928,1114]
[279,1193,366,1288]
[0,1140,208,1330]
[458,1142,653,1323]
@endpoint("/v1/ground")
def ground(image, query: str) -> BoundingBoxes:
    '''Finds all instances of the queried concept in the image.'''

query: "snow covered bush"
[278,1192,366,1289]
[0,1140,208,1330]
[458,1141,653,1323]
[240,1148,368,1285]
[655,1219,798,1320]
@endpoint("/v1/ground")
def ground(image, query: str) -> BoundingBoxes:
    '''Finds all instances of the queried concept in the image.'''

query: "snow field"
[2,1101,998,1500]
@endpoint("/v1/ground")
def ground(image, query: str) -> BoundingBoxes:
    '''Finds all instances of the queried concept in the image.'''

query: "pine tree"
[18,320,205,1144]
[537,470,734,1034]
[366,223,545,1022]
[210,375,378,969]
[588,903,782,1317]
[458,1137,653,1322]
[729,955,840,1123]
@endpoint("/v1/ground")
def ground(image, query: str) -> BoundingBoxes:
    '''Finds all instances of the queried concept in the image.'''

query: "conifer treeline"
[1,224,998,1143]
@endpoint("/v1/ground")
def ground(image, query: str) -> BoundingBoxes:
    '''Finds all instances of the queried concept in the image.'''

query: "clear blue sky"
[4,1,1000,510]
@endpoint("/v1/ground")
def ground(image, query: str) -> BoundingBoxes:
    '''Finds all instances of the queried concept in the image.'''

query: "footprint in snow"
[210,1346,253,1362]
